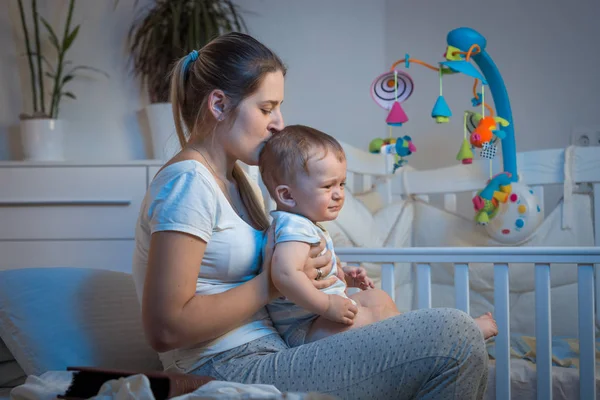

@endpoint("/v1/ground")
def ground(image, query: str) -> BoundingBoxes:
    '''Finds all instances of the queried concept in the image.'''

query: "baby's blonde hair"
[259,125,345,200]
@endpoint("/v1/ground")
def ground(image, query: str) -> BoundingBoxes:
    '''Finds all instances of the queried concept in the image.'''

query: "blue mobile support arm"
[447,27,518,182]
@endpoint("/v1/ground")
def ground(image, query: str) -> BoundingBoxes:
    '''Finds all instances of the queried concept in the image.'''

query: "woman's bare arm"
[141,230,274,352]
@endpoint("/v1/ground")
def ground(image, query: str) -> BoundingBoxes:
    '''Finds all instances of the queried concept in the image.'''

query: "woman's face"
[226,71,285,166]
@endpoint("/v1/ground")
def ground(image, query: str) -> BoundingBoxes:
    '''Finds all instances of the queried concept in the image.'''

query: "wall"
[1,0,597,210]
[0,0,386,161]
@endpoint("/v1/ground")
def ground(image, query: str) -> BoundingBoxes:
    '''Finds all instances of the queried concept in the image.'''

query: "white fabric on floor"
[8,371,334,400]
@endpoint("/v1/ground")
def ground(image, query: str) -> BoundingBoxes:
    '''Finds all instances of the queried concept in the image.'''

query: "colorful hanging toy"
[369,69,417,171]
[369,27,543,245]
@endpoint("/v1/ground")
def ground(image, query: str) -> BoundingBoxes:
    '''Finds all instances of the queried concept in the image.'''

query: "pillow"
[0,267,162,377]
[333,190,383,248]
[321,220,355,248]
[353,190,385,214]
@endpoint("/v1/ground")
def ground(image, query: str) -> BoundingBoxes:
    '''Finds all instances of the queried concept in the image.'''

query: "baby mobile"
[369,27,543,244]
[369,69,416,172]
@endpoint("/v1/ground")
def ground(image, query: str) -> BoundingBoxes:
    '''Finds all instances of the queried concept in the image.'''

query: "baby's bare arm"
[271,241,330,315]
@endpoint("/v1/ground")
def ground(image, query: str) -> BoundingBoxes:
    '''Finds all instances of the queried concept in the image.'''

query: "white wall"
[2,0,150,161]
[1,0,598,211]
[0,0,386,161]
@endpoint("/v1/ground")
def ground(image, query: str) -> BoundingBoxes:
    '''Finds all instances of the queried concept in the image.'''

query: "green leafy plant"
[17,0,108,119]
[127,0,247,104]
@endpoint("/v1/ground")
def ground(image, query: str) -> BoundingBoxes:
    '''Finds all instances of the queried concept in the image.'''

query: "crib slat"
[534,263,552,400]
[578,263,596,400]
[417,263,432,309]
[593,183,600,330]
[444,194,457,213]
[454,263,470,314]
[494,263,511,400]
[381,263,395,302]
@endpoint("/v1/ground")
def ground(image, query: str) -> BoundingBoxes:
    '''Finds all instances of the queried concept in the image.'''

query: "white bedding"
[5,371,332,400]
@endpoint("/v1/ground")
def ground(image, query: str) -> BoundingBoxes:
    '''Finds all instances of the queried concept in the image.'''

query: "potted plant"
[127,0,247,160]
[16,0,107,161]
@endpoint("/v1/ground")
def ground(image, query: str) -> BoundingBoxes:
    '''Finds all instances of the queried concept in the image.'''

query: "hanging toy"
[370,69,416,171]
[456,139,474,164]
[368,138,385,153]
[456,112,474,164]
[470,116,496,147]
[465,111,483,134]
[431,65,452,123]
[467,84,510,149]
[386,101,409,126]
[480,140,498,159]
[370,70,414,113]
[470,116,509,148]
[472,172,513,225]
[380,135,416,172]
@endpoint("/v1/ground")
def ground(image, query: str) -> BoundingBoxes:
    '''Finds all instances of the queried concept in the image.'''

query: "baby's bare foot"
[474,312,498,340]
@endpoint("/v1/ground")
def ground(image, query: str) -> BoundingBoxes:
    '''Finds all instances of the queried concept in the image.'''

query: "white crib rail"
[336,246,600,400]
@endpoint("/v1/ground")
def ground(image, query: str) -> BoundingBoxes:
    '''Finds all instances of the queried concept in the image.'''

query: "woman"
[132,32,488,399]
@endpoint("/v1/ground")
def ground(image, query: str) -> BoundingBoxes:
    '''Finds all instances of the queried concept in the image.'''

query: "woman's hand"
[303,238,337,289]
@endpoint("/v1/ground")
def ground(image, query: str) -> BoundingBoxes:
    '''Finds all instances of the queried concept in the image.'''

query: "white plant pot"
[20,118,65,161]
[145,102,181,160]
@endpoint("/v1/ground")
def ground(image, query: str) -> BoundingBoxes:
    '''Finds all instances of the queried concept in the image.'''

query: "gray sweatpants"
[190,308,488,399]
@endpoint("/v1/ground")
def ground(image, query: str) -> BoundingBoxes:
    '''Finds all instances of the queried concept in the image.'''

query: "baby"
[259,125,497,347]
[258,125,401,347]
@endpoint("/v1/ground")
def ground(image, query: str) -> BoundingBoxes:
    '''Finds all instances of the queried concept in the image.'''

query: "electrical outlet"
[571,127,600,147]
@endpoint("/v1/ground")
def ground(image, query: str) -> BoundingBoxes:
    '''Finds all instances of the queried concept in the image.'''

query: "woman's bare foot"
[474,312,498,340]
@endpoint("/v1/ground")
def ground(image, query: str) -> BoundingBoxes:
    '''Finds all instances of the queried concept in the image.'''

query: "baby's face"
[291,151,346,223]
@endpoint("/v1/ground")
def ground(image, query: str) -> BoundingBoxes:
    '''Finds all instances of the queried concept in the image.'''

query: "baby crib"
[250,142,600,400]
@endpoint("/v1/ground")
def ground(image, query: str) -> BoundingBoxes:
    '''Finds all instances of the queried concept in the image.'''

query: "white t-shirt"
[131,160,277,373]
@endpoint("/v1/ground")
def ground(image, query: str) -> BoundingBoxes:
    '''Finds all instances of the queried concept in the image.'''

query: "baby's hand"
[343,266,375,290]
[324,294,358,325]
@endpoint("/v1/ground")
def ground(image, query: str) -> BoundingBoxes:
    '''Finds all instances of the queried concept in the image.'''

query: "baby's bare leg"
[305,289,399,343]
[350,289,400,320]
